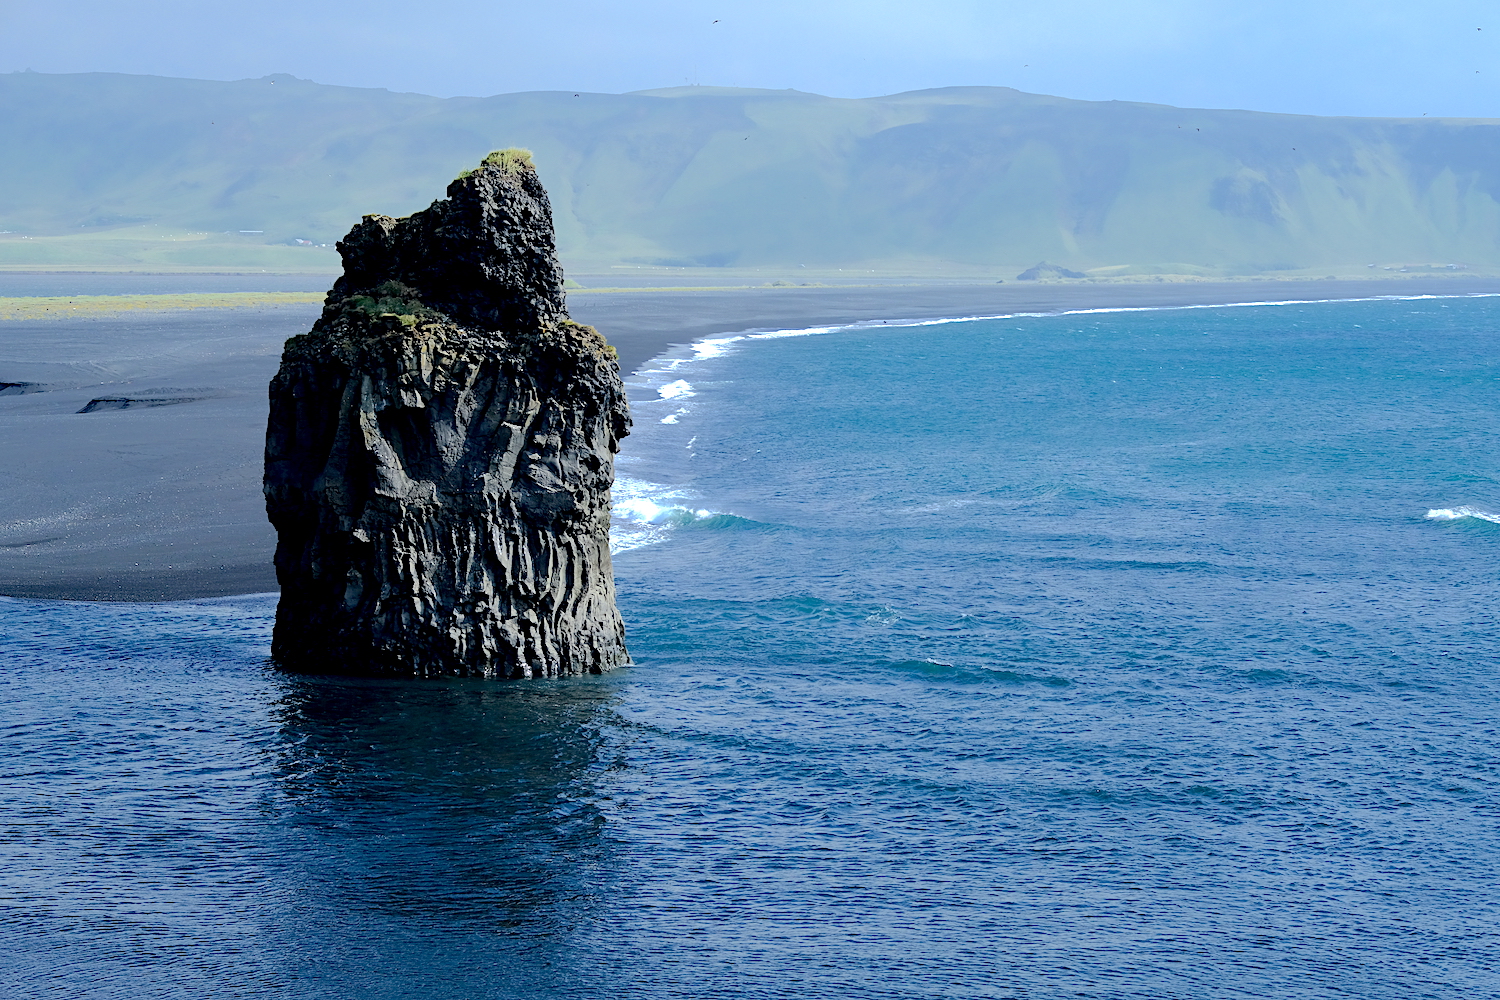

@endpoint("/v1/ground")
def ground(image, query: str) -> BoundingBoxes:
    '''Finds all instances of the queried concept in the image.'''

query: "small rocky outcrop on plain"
[264,150,631,678]
[78,392,206,413]
[1016,261,1087,280]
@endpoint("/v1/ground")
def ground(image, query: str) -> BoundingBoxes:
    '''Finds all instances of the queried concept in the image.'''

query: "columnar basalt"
[264,151,630,677]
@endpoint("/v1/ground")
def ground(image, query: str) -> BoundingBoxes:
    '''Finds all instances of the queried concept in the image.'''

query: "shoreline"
[5,277,1500,603]
[620,288,1500,370]
[568,277,1500,377]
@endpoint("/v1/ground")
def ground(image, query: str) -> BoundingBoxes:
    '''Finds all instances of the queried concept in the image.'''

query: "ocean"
[3,295,1499,998]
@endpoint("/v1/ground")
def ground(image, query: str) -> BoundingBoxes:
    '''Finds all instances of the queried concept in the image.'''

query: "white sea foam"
[615,498,714,524]
[693,336,746,360]
[746,325,842,342]
[610,477,725,553]
[1426,506,1500,524]
[658,379,695,400]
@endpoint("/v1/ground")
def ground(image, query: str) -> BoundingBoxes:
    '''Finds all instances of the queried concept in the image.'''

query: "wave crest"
[611,479,761,553]
[1426,505,1500,524]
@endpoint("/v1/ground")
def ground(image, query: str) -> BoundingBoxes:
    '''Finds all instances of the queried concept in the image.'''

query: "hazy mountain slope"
[3,72,1499,273]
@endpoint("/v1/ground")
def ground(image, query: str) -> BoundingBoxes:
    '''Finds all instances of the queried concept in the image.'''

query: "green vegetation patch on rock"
[334,279,445,328]
[456,148,535,181]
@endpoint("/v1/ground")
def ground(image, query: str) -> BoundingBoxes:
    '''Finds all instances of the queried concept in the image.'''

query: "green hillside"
[4,71,1500,276]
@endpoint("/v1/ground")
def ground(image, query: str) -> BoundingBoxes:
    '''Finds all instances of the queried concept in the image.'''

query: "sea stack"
[264,150,630,677]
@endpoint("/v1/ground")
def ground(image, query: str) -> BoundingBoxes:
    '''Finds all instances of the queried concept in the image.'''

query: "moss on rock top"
[457,148,534,180]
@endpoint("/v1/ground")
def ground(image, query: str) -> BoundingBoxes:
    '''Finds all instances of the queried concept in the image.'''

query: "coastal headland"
[1,274,1496,602]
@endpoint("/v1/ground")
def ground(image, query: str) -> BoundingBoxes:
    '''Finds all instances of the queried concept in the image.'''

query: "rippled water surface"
[5,296,1500,998]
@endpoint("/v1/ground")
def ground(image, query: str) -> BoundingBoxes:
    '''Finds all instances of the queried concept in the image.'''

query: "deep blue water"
[4,296,1500,998]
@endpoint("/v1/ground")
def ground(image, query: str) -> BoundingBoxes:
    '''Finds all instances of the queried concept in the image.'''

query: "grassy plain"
[0,290,325,320]
[0,227,339,272]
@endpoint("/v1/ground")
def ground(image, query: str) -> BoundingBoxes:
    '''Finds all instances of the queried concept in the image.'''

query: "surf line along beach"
[1,274,1498,602]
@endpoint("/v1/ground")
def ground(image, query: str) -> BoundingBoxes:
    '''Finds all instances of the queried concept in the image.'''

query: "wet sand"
[2,277,1496,601]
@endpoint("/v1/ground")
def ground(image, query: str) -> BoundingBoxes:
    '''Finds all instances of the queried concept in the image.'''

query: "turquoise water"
[4,296,1500,997]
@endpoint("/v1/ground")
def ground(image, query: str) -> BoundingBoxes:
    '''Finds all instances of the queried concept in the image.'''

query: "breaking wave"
[1426,505,1500,524]
[610,477,760,553]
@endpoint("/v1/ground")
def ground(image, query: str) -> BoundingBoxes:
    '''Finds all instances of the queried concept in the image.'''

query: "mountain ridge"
[4,71,1500,275]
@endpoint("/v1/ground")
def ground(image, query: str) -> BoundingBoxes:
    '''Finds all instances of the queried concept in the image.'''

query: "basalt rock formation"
[264,150,630,677]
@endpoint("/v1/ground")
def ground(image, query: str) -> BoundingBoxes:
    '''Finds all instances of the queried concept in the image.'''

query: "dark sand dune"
[2,278,1496,601]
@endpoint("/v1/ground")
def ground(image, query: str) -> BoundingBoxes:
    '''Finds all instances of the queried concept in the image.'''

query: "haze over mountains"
[4,70,1500,276]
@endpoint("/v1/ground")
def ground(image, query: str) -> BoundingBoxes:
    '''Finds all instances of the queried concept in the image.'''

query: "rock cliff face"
[264,150,630,677]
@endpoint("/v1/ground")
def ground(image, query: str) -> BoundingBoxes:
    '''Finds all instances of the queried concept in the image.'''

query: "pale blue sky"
[2,0,1497,117]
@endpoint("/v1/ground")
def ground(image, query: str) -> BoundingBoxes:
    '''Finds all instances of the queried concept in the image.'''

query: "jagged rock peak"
[264,150,631,678]
[331,148,567,334]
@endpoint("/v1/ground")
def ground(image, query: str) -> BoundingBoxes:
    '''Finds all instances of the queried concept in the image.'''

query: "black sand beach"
[2,277,1496,601]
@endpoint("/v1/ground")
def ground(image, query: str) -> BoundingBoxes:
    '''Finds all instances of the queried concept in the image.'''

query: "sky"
[2,0,1499,118]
